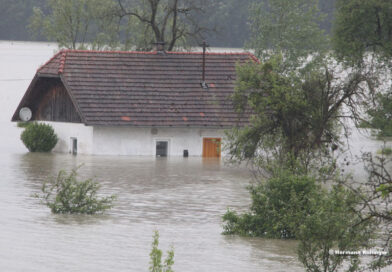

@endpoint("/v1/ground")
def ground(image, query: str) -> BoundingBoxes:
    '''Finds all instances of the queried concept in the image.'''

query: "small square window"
[156,141,168,157]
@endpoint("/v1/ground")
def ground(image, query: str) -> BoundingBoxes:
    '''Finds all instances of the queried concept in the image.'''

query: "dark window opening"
[71,137,77,155]
[156,141,168,157]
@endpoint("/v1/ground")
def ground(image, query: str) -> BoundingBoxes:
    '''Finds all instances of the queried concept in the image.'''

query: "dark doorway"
[156,141,168,157]
[71,137,77,155]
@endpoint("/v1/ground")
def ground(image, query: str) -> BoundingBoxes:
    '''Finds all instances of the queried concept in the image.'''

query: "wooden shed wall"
[25,77,81,123]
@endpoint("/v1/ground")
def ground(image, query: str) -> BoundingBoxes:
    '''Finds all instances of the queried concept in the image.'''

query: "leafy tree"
[223,164,375,271]
[247,0,329,66]
[355,153,392,269]
[227,56,376,169]
[149,231,174,272]
[364,93,392,138]
[223,166,320,238]
[37,167,115,214]
[297,184,375,272]
[225,32,380,272]
[333,0,392,65]
[29,0,209,51]
[21,122,58,152]
[115,0,209,51]
[29,0,118,49]
[0,0,338,47]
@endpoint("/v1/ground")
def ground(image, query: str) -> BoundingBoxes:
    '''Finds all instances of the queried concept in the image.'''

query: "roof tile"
[35,50,255,127]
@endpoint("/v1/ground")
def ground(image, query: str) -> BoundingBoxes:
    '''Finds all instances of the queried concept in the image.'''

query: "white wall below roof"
[93,126,227,156]
[41,123,228,156]
[42,121,94,154]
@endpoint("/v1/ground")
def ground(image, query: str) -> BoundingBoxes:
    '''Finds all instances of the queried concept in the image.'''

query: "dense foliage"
[227,56,375,168]
[333,0,392,65]
[29,0,118,49]
[223,167,319,238]
[358,153,392,268]
[38,168,115,214]
[247,0,328,65]
[149,231,174,272]
[365,93,392,138]
[20,122,58,152]
[223,1,386,270]
[17,121,32,128]
[1,0,336,48]
[297,184,375,272]
[223,165,374,271]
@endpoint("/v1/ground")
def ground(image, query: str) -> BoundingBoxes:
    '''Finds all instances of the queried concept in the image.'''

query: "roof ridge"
[36,50,63,73]
[61,49,256,57]
[36,49,259,76]
[58,51,67,74]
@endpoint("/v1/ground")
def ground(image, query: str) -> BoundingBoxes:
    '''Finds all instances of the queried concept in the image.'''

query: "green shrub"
[21,122,58,152]
[297,185,374,272]
[149,231,174,272]
[222,168,375,271]
[366,93,392,138]
[223,168,320,238]
[38,168,115,214]
[17,121,32,128]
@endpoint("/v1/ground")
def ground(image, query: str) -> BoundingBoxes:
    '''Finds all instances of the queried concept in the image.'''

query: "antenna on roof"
[200,40,209,89]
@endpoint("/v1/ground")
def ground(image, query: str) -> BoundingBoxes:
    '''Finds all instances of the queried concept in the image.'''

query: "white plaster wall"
[93,126,228,156]
[41,121,94,154]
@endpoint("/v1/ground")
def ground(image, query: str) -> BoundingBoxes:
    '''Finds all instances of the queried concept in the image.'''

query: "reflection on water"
[0,153,302,272]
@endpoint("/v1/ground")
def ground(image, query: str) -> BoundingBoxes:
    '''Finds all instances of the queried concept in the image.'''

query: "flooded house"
[11,48,255,157]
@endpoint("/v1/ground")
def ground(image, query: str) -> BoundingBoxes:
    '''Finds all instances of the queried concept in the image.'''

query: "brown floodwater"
[1,41,389,272]
[0,153,302,271]
[0,40,300,272]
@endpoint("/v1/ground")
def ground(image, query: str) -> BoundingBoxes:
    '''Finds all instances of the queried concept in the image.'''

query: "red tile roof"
[34,50,256,127]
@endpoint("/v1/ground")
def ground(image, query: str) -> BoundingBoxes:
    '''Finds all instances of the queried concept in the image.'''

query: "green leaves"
[333,0,392,65]
[223,167,320,238]
[228,57,341,163]
[37,167,115,214]
[247,0,329,67]
[149,231,175,272]
[29,0,119,49]
[365,93,392,138]
[223,167,375,271]
[20,122,58,152]
[297,184,375,272]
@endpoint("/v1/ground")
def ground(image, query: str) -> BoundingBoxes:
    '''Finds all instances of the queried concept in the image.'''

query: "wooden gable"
[12,77,81,123]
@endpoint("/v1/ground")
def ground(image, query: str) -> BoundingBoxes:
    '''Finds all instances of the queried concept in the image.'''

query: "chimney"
[154,41,166,54]
[200,40,209,89]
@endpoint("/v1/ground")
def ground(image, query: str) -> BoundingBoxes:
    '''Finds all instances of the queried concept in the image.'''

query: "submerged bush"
[149,231,174,272]
[223,169,320,238]
[222,168,375,271]
[21,122,58,152]
[38,168,115,214]
[297,184,374,272]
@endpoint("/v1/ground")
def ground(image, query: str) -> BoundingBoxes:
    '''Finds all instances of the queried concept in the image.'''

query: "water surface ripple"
[0,153,302,271]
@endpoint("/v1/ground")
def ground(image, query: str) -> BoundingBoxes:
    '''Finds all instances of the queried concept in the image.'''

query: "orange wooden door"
[203,138,221,158]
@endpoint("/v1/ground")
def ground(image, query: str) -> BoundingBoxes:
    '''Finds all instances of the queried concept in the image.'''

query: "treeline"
[0,0,335,47]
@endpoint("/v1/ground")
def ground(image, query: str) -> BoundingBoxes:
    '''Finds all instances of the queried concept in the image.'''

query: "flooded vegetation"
[0,42,304,271]
[0,41,389,271]
[0,152,303,271]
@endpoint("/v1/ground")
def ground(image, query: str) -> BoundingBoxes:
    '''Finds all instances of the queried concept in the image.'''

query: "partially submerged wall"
[42,121,93,154]
[93,126,227,156]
